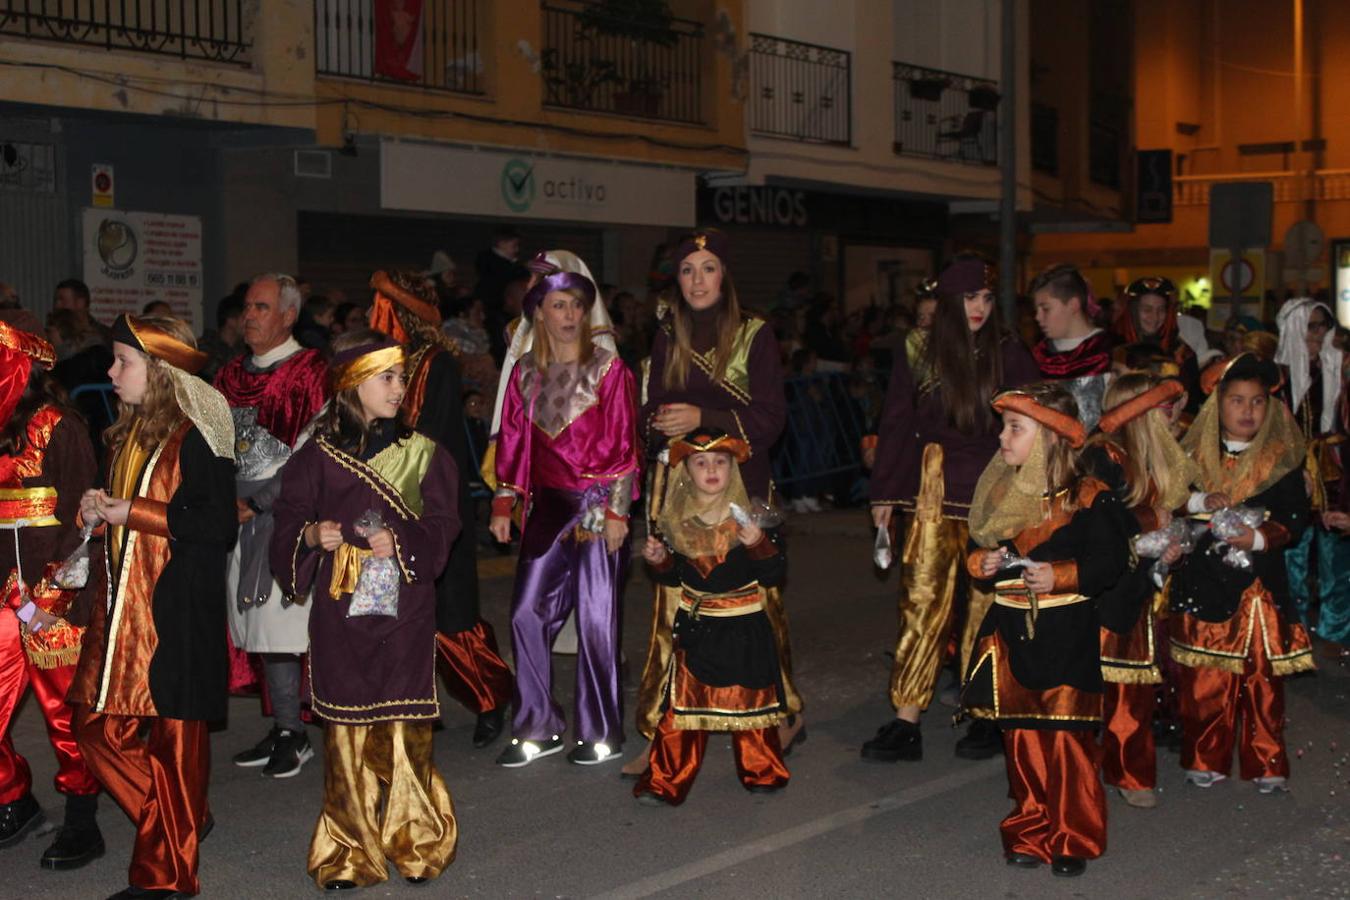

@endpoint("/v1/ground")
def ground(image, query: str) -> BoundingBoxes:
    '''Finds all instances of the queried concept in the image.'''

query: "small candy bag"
[347,510,400,617]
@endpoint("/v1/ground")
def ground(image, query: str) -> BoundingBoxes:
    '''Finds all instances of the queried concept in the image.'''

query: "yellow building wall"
[312,0,748,173]
[0,1,316,131]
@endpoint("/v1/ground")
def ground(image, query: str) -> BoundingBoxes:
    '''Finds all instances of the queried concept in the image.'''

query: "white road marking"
[593,758,1004,899]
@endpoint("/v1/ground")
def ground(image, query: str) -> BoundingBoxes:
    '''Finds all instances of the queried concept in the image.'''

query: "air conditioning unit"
[294,150,333,179]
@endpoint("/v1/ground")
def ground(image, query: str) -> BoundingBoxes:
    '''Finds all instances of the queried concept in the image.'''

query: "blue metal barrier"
[70,383,116,422]
[771,370,886,493]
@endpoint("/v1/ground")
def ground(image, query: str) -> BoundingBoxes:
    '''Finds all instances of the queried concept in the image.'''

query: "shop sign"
[81,208,203,332]
[381,141,694,227]
[700,185,810,228]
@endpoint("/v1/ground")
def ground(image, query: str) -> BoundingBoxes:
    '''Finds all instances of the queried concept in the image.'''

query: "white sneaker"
[1184,769,1228,788]
[1254,776,1289,794]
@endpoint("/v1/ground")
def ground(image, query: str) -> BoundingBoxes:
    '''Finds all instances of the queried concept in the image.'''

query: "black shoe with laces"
[0,793,43,848]
[232,725,283,768]
[261,729,314,779]
[40,822,105,870]
[860,719,923,762]
[954,718,1003,760]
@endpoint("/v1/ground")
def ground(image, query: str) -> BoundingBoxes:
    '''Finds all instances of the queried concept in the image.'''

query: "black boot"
[954,718,1003,760]
[41,793,104,870]
[860,719,923,762]
[472,707,505,749]
[0,792,44,848]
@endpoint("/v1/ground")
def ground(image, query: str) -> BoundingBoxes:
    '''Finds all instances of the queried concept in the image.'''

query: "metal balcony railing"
[892,61,999,166]
[747,33,850,146]
[540,0,704,125]
[0,0,250,64]
[1174,170,1350,206]
[315,0,484,94]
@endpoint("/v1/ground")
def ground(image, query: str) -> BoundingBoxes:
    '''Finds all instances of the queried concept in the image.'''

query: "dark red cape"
[213,348,328,447]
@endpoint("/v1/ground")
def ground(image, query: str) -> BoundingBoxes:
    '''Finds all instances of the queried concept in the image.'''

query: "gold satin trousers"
[889,513,969,709]
[308,720,457,888]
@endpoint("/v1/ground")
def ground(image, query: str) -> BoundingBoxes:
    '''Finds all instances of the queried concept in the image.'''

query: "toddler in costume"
[635,428,790,806]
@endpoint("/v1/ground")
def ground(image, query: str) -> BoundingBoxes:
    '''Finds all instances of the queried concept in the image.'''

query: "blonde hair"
[1100,372,1187,509]
[1022,381,1082,513]
[531,287,594,370]
[104,316,194,455]
[662,267,743,391]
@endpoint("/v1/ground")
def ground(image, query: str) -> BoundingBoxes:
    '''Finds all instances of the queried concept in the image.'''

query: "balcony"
[747,33,850,146]
[892,62,998,166]
[539,0,704,125]
[0,0,249,64]
[315,0,484,94]
[1174,170,1350,206]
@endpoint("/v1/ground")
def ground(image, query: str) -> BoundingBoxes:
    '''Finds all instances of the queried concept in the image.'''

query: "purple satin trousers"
[508,487,627,746]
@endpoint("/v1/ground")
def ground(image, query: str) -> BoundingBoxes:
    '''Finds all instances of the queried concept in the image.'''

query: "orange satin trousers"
[1101,682,1156,791]
[635,708,789,806]
[1001,729,1106,862]
[1176,661,1287,780]
[435,620,513,714]
[74,707,209,895]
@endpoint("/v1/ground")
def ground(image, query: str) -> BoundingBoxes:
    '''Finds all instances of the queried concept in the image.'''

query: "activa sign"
[704,185,809,228]
[382,141,694,227]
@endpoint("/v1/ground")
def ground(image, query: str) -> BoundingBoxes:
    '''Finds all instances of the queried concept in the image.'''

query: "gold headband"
[123,316,208,374]
[331,345,405,393]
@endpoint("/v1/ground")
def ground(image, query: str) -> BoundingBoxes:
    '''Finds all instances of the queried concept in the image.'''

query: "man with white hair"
[214,273,329,777]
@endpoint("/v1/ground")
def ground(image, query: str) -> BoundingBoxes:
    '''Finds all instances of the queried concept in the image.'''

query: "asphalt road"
[7,511,1350,898]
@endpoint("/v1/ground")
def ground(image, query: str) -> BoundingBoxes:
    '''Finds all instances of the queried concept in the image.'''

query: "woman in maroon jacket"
[863,256,1038,764]
[627,229,796,777]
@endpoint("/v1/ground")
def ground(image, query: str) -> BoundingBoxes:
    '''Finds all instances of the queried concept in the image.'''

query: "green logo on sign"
[501,159,535,213]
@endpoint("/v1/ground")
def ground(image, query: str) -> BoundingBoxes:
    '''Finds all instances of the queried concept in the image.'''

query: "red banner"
[374,0,424,82]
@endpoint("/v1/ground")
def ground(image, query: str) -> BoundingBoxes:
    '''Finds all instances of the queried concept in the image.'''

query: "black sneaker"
[566,740,620,765]
[495,735,564,768]
[232,726,283,768]
[860,719,923,762]
[954,718,1003,760]
[0,793,44,847]
[261,729,314,778]
[39,823,105,870]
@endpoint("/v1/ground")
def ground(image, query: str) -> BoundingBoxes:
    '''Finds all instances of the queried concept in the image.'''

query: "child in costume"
[635,428,789,806]
[0,320,103,869]
[270,330,460,890]
[71,314,237,899]
[962,383,1134,877]
[1081,373,1198,808]
[489,269,639,768]
[1170,353,1315,793]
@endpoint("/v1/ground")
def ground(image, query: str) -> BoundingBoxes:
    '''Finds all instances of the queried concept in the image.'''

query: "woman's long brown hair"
[921,272,1006,436]
[661,268,743,391]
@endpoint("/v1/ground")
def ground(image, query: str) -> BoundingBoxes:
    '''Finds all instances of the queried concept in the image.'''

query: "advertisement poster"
[81,208,203,333]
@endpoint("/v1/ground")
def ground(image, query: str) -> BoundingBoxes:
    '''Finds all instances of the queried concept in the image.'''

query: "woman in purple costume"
[489,269,640,768]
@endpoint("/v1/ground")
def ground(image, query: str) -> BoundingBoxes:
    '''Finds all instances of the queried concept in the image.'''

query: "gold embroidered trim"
[317,437,415,522]
[672,711,785,731]
[96,439,166,714]
[1101,665,1163,685]
[1169,642,1245,673]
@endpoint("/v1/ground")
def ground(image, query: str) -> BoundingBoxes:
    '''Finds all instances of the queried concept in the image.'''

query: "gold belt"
[994,579,1088,638]
[679,584,764,618]
[0,487,59,527]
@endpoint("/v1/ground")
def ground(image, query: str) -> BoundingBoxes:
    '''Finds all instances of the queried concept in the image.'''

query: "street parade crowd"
[0,231,1346,896]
